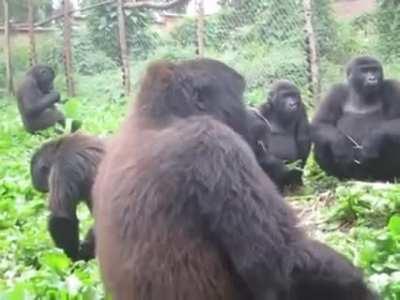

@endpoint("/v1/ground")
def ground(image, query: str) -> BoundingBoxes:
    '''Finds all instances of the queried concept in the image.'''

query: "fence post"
[3,0,14,96]
[28,0,37,66]
[303,0,320,101]
[63,0,76,96]
[117,0,131,97]
[196,0,205,57]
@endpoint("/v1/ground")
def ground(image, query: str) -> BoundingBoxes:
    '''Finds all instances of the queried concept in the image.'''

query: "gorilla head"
[267,80,302,121]
[30,140,59,193]
[136,59,248,139]
[346,56,384,97]
[28,64,56,94]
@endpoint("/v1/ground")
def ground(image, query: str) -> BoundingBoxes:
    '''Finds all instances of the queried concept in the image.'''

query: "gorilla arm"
[362,80,400,160]
[179,118,299,298]
[295,107,311,165]
[311,84,356,162]
[19,78,60,116]
[257,148,302,188]
[48,154,95,261]
[311,84,347,145]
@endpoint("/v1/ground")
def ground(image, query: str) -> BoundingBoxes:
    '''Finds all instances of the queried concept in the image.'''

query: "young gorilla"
[312,55,400,180]
[93,58,378,300]
[258,80,311,186]
[246,107,304,190]
[31,133,105,261]
[17,65,65,134]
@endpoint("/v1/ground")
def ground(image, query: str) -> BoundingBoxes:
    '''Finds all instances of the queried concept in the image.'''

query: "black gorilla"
[312,55,400,181]
[93,58,378,300]
[246,107,304,190]
[31,133,105,261]
[17,65,65,133]
[258,80,311,186]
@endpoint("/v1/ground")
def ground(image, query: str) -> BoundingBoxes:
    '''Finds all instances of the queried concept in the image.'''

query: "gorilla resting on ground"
[31,133,105,261]
[246,107,304,190]
[93,58,378,300]
[17,65,65,133]
[312,55,400,181]
[258,80,311,186]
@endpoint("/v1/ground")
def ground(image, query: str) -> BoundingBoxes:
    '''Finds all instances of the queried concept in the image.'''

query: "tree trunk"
[117,0,131,97]
[303,0,320,101]
[3,0,14,95]
[196,0,205,57]
[63,0,76,96]
[28,0,37,66]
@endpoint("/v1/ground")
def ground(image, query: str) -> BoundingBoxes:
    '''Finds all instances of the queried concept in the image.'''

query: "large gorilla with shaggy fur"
[93,58,379,300]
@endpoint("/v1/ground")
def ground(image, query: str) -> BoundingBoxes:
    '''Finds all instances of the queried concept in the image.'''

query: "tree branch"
[124,0,190,9]
[34,0,113,27]
[34,0,189,27]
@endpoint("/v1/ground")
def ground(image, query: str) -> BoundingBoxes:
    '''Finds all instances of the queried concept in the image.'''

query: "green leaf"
[40,252,71,273]
[388,214,400,238]
[63,98,81,119]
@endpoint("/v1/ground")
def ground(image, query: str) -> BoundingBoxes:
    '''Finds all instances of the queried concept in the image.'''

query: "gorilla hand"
[361,130,384,162]
[331,133,355,164]
[50,90,61,103]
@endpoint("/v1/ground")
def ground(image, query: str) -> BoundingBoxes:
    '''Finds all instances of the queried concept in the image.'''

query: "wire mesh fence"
[2,0,400,107]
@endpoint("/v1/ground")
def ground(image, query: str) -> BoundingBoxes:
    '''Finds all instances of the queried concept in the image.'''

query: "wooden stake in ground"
[117,0,131,97]
[303,0,320,101]
[63,0,76,96]
[3,0,14,95]
[28,0,37,66]
[196,0,205,57]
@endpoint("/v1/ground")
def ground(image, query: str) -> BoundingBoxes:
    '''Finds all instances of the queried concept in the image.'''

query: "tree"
[63,0,76,96]
[3,0,14,95]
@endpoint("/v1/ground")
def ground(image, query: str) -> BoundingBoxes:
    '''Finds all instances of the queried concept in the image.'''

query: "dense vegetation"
[1,0,400,299]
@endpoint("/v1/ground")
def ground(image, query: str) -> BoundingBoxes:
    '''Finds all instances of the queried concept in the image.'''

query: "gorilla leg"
[28,108,65,133]
[291,240,378,300]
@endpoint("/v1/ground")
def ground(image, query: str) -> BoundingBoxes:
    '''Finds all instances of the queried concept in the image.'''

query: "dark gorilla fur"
[17,64,65,133]
[246,107,304,190]
[93,58,379,300]
[31,133,105,261]
[260,80,311,167]
[312,55,400,181]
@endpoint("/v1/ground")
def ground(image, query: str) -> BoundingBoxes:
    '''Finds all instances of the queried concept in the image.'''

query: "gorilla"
[17,65,65,134]
[312,55,400,181]
[31,133,105,261]
[93,58,378,300]
[258,80,311,186]
[246,107,304,190]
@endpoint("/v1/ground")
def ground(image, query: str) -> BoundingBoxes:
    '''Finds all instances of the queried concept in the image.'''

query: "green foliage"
[312,0,339,58]
[0,82,126,298]
[376,0,400,59]
[72,30,117,75]
[84,0,159,64]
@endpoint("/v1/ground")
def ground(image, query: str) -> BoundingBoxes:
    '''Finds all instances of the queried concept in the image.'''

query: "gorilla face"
[347,56,384,96]
[30,142,58,193]
[270,84,302,119]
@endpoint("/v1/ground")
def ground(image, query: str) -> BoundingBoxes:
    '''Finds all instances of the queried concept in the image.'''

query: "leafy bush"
[376,0,400,59]
[84,0,159,64]
[72,30,117,75]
